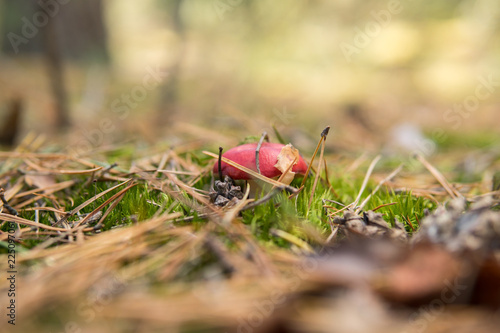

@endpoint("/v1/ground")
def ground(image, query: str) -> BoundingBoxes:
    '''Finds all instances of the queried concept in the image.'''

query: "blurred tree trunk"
[56,0,109,61]
[40,0,70,129]
[1,0,108,130]
[157,0,185,126]
[0,98,22,146]
[1,0,108,59]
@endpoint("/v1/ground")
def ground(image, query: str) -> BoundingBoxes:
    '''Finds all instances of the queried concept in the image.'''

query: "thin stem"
[218,147,223,182]
[308,134,326,214]
[323,158,337,196]
[255,131,268,175]
[352,155,381,209]
[372,202,397,212]
[300,126,330,189]
[323,199,346,207]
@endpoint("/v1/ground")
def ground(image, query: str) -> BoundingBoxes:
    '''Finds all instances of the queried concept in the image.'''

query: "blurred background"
[0,0,499,154]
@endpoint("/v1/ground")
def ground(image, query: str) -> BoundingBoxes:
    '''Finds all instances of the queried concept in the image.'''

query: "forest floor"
[0,113,499,333]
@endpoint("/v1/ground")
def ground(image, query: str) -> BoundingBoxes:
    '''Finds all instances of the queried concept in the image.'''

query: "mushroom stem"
[218,146,223,182]
[255,131,269,175]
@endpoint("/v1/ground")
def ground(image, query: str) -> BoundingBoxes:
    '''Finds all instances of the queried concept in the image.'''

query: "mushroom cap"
[213,142,308,180]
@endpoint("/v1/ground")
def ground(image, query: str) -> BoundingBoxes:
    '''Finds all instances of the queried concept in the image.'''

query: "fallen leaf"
[274,144,300,185]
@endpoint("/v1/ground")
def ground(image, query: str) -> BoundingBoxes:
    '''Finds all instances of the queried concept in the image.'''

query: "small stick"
[0,188,18,216]
[218,147,223,182]
[255,131,269,175]
[103,162,119,174]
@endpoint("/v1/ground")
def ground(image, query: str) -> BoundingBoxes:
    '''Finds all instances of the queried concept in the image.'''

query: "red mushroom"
[213,142,308,182]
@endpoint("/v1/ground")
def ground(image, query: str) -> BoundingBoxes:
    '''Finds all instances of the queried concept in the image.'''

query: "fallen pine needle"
[355,163,403,214]
[416,154,461,199]
[372,202,397,212]
[352,154,381,209]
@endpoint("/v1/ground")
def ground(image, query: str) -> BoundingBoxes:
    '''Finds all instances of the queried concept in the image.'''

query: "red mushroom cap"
[213,143,308,180]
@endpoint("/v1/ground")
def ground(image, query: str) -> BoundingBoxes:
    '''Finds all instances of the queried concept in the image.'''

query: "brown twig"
[0,189,18,216]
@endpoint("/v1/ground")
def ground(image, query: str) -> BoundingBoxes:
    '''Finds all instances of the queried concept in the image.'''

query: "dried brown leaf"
[274,143,300,185]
